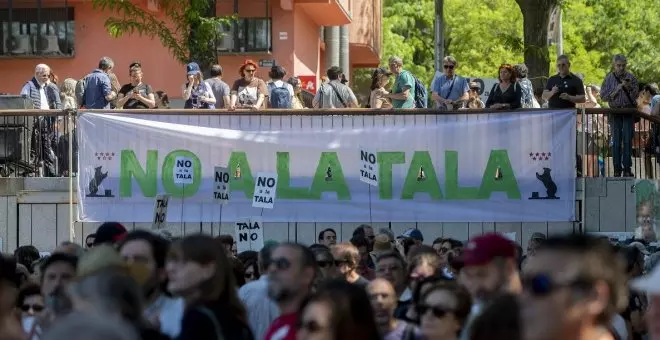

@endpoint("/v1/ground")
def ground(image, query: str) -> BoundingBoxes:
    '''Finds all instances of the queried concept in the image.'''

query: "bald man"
[367,278,419,339]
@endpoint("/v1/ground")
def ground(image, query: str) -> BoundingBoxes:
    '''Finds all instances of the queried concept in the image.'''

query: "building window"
[217,18,271,54]
[0,6,75,57]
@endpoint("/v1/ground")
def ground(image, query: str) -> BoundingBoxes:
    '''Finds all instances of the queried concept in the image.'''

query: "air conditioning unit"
[33,35,62,55]
[4,35,31,55]
[217,25,234,51]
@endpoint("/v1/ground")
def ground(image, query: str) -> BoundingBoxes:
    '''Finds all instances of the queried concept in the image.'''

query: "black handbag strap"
[443,76,457,99]
[328,82,347,108]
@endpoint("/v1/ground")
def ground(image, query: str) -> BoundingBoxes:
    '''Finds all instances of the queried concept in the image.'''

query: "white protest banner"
[359,147,379,186]
[235,217,264,253]
[174,156,194,185]
[77,110,576,223]
[214,166,230,204]
[253,172,278,209]
[152,194,170,229]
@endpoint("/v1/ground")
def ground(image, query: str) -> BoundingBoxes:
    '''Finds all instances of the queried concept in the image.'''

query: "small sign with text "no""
[152,194,170,229]
[359,148,378,186]
[253,172,278,209]
[235,217,264,253]
[174,156,194,185]
[214,166,230,204]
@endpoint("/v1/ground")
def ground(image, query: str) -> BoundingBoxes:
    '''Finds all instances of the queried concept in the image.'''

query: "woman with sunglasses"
[230,59,267,110]
[296,279,380,340]
[418,281,472,340]
[237,251,260,284]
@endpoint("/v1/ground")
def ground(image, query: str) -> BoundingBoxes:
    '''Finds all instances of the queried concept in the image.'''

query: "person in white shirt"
[118,230,184,338]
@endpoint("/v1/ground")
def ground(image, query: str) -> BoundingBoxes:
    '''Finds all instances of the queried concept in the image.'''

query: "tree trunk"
[515,0,558,90]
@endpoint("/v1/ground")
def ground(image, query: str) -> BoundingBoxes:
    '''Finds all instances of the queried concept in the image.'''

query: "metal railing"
[0,107,656,179]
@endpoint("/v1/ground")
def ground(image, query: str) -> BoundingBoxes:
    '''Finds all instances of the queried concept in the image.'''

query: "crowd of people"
[2,221,660,340]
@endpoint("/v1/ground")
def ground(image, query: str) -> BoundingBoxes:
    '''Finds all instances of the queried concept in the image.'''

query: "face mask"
[22,315,36,333]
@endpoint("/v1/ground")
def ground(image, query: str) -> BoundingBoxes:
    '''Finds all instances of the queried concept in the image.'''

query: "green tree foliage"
[91,0,232,71]
[353,0,660,100]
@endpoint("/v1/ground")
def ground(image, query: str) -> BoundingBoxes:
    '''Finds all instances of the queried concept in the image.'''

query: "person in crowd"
[368,278,419,339]
[514,63,538,108]
[469,294,520,340]
[216,234,237,257]
[265,242,317,340]
[166,235,253,339]
[117,63,156,109]
[485,64,522,110]
[386,56,416,109]
[463,82,485,109]
[59,78,77,109]
[354,224,376,250]
[459,233,521,340]
[1,255,28,340]
[620,245,648,340]
[118,230,184,339]
[54,241,84,257]
[581,82,606,177]
[313,66,359,108]
[631,253,660,340]
[85,234,96,249]
[21,63,61,110]
[181,62,216,109]
[14,245,40,274]
[350,235,374,280]
[239,242,280,340]
[378,228,396,243]
[396,237,417,259]
[431,56,469,110]
[81,56,117,109]
[155,90,170,109]
[42,312,140,340]
[418,280,472,340]
[375,251,410,318]
[230,59,267,110]
[286,76,306,109]
[400,228,424,247]
[267,65,294,109]
[310,244,339,281]
[296,279,381,340]
[521,234,628,340]
[431,238,462,279]
[108,72,121,109]
[601,54,639,177]
[17,283,45,322]
[237,251,260,283]
[318,228,337,247]
[521,232,546,270]
[543,55,586,110]
[401,251,443,322]
[370,234,394,268]
[331,242,370,287]
[67,268,169,340]
[369,67,393,109]
[206,64,231,109]
[637,83,657,177]
[92,222,128,247]
[48,71,59,86]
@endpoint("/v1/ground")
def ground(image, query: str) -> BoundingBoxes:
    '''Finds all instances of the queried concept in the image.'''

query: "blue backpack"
[269,82,292,108]
[412,74,428,108]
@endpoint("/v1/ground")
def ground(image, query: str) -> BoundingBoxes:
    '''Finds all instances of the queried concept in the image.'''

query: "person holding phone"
[601,54,640,177]
[117,62,156,109]
[182,62,217,109]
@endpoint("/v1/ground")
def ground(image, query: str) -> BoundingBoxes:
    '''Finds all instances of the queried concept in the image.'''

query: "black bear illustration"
[88,166,108,196]
[536,168,558,199]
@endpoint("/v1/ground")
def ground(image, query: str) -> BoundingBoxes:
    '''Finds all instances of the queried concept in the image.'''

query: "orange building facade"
[0,0,381,98]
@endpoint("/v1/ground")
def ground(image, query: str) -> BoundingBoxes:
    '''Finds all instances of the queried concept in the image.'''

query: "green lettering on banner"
[276,152,314,199]
[378,152,405,199]
[162,150,202,198]
[119,150,157,197]
[228,152,254,198]
[444,150,479,199]
[478,150,521,199]
[401,151,443,200]
[309,152,350,200]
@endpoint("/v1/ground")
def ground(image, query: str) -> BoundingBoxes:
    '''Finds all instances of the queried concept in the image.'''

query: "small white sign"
[174,156,194,184]
[152,194,170,229]
[359,148,378,186]
[279,32,288,40]
[235,217,264,253]
[214,166,230,204]
[253,172,278,209]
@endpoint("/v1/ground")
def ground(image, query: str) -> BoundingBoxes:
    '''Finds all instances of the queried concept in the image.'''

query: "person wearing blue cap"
[182,62,216,109]
[399,228,424,247]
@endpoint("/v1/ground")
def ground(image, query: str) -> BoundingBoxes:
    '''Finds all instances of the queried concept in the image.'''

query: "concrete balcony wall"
[349,0,381,68]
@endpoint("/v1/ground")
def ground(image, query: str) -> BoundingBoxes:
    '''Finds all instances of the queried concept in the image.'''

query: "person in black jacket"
[166,235,253,340]
[485,64,522,110]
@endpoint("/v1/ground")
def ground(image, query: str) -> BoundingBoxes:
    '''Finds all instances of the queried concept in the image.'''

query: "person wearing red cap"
[92,222,128,247]
[458,233,521,340]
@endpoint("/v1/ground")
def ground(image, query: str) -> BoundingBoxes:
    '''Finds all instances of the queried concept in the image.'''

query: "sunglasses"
[470,87,480,91]
[438,247,450,254]
[21,304,45,312]
[417,304,452,318]
[522,273,591,297]
[317,260,335,268]
[271,257,291,271]
[443,65,455,69]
